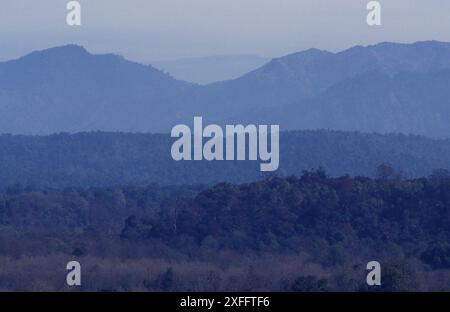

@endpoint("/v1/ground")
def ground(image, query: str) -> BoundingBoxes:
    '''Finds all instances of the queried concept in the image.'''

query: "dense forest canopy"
[0,130,449,187]
[2,170,450,291]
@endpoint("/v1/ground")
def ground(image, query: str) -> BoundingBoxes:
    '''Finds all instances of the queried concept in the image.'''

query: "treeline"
[121,169,450,270]
[2,170,450,290]
[0,130,450,187]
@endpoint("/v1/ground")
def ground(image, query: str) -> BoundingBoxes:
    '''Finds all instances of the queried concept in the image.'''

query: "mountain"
[2,41,450,136]
[0,130,449,187]
[204,41,450,115]
[0,45,198,134]
[295,69,450,138]
[242,69,450,138]
[152,55,269,84]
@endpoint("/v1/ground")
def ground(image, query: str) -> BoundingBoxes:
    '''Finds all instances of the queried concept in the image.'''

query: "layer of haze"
[1,0,450,63]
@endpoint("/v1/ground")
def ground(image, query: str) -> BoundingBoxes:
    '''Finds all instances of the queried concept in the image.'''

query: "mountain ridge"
[1,41,450,137]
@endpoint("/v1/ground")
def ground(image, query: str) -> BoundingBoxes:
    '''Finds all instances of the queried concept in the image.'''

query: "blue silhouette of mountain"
[1,41,450,137]
[0,45,195,134]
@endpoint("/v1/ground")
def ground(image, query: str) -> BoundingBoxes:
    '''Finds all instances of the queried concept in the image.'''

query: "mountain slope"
[2,41,450,136]
[239,69,450,138]
[201,41,450,118]
[0,45,197,134]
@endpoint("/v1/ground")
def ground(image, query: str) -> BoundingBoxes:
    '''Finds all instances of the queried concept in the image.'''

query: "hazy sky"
[1,0,450,62]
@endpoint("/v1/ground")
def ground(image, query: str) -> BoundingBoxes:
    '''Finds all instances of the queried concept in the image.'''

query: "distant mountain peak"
[49,44,88,53]
[373,40,450,48]
[2,41,450,137]
[299,48,330,55]
[253,48,332,77]
[351,40,450,55]
[14,45,136,68]
[26,44,90,58]
[277,48,332,62]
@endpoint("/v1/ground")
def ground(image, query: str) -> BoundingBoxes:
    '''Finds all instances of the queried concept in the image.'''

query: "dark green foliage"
[1,171,450,291]
[0,131,450,188]
[2,171,450,259]
[120,216,154,241]
[122,172,450,262]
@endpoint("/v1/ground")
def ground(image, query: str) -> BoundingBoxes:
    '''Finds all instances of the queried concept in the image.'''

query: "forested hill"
[0,130,450,187]
[3,172,450,290]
